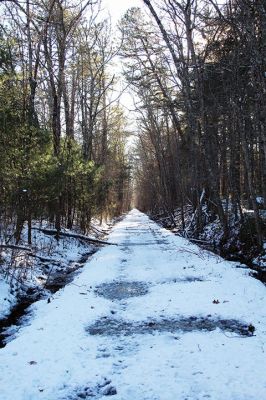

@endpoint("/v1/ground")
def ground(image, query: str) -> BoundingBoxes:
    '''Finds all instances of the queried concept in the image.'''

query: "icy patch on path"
[94,281,149,300]
[87,315,253,337]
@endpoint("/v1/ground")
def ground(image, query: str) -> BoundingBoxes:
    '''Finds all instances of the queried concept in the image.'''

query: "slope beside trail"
[0,209,266,400]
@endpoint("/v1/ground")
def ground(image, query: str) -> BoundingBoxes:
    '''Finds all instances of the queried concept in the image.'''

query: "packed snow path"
[1,210,266,400]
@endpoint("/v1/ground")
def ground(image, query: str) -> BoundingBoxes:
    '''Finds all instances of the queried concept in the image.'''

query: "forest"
[124,0,266,262]
[0,0,265,261]
[0,0,132,247]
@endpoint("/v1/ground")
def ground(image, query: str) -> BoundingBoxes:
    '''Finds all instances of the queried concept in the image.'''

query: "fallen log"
[0,244,31,252]
[28,253,59,263]
[32,228,117,246]
[0,245,59,263]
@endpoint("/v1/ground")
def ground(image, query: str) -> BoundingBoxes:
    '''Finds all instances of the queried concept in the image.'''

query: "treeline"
[0,0,131,245]
[121,0,266,249]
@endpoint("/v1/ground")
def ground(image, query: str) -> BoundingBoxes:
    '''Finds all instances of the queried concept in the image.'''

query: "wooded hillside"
[120,0,266,257]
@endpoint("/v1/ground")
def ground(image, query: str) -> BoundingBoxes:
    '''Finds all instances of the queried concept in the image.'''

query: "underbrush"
[0,219,111,319]
[151,205,266,268]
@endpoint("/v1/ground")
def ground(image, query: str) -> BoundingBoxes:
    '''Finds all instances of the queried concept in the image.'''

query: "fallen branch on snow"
[0,244,31,252]
[177,246,205,259]
[0,244,60,263]
[27,253,59,263]
[32,228,117,246]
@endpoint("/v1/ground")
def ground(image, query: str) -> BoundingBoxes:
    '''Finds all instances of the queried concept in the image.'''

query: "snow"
[256,196,264,205]
[0,225,97,317]
[0,279,15,319]
[0,209,266,399]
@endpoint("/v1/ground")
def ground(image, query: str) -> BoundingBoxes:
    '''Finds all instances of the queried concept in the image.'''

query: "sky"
[100,0,146,138]
[103,0,144,23]
[100,0,149,144]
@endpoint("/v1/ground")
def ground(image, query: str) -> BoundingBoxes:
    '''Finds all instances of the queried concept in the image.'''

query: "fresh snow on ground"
[0,209,266,399]
[0,279,15,319]
[0,227,96,318]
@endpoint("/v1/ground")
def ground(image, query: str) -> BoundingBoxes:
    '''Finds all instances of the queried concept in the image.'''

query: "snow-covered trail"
[0,209,266,400]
